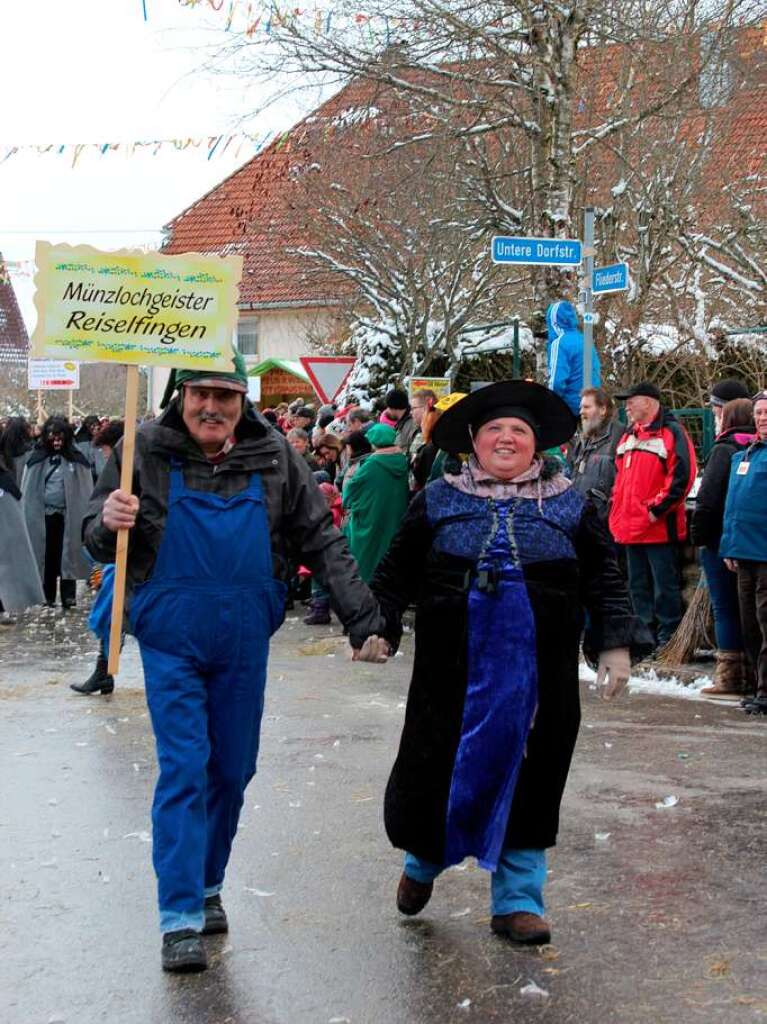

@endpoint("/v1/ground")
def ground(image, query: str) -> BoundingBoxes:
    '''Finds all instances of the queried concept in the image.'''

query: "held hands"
[595,647,631,700]
[351,634,390,664]
[102,489,140,532]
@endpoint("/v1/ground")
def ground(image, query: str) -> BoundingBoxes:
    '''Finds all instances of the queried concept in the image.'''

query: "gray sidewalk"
[1,606,764,1024]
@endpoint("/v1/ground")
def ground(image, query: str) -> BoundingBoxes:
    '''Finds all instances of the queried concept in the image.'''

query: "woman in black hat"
[371,381,651,945]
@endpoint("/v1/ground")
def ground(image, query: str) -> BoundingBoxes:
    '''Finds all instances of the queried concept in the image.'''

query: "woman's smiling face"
[473,417,536,480]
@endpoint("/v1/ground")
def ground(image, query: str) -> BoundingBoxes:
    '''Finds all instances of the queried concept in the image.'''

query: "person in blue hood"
[546,300,601,416]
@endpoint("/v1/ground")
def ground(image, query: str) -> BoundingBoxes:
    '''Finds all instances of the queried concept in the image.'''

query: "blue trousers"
[404,848,547,917]
[140,640,266,933]
[699,546,743,651]
[625,543,684,647]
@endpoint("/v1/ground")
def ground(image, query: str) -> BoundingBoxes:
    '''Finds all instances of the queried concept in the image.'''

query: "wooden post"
[107,365,139,675]
[67,390,74,422]
[37,389,44,425]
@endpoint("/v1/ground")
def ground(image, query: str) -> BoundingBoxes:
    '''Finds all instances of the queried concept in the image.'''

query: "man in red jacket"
[609,382,697,649]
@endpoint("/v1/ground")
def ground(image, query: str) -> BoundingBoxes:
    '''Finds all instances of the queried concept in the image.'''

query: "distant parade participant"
[0,416,33,485]
[83,354,387,973]
[22,417,92,609]
[371,381,651,945]
[0,445,44,623]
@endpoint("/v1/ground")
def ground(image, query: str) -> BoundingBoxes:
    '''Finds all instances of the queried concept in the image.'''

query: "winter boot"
[202,894,229,935]
[700,651,746,701]
[396,873,433,916]
[70,656,115,695]
[161,929,207,973]
[743,695,767,716]
[491,911,552,945]
[303,598,331,626]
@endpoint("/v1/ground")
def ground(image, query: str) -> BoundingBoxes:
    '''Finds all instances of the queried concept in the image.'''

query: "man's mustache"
[196,412,226,425]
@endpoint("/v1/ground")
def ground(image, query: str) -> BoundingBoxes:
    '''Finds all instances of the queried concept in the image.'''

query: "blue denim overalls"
[130,461,285,933]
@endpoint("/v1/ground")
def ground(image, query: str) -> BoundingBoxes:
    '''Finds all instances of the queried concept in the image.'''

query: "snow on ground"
[579,663,711,701]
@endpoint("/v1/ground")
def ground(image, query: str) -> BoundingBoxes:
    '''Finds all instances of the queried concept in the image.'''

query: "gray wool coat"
[0,487,45,611]
[22,453,93,581]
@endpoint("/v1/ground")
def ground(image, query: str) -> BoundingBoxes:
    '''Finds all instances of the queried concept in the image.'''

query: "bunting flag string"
[174,0,406,37]
[0,131,280,167]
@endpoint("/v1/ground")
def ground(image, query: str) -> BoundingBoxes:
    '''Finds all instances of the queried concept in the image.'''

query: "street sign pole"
[582,207,595,390]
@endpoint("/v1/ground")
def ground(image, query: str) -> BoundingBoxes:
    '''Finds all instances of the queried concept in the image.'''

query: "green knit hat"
[366,423,398,448]
[160,349,248,409]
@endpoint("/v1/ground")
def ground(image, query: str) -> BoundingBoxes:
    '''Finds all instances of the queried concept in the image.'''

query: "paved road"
[1,602,765,1024]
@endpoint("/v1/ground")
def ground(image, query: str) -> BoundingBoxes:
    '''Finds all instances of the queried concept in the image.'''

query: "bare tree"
[209,0,766,388]
[284,111,518,399]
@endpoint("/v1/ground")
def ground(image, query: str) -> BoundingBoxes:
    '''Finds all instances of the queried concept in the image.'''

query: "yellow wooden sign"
[408,376,452,400]
[31,242,243,371]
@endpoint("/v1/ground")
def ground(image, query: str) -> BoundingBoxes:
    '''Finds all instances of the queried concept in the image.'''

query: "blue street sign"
[592,262,629,294]
[491,236,582,267]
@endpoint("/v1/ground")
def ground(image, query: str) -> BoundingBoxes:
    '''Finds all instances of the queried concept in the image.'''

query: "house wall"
[148,306,337,413]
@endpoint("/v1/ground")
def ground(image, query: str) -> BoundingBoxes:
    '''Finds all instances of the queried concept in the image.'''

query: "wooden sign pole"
[107,365,139,675]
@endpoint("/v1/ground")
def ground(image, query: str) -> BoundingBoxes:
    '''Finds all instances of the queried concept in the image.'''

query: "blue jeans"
[699,546,743,651]
[625,543,684,647]
[404,848,547,917]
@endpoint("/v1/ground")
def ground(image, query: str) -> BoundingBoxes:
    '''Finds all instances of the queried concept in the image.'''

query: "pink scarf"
[444,454,571,508]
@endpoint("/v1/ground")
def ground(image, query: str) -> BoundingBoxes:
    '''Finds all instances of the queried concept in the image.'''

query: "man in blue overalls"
[84,354,388,972]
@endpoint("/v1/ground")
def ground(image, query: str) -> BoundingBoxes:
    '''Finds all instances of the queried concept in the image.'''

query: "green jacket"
[343,451,410,583]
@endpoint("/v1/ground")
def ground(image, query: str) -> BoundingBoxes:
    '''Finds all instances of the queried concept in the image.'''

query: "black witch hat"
[432,380,577,454]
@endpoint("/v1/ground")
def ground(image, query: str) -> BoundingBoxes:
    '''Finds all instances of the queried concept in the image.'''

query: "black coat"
[567,417,623,512]
[371,476,651,863]
[691,427,755,549]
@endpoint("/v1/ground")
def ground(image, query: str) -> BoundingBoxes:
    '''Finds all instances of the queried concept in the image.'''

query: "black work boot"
[743,695,767,716]
[70,656,114,695]
[161,929,207,973]
[202,894,229,935]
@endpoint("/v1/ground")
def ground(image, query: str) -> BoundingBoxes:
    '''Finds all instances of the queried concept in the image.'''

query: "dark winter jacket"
[691,428,755,549]
[609,408,696,545]
[395,411,419,455]
[568,417,624,512]
[719,440,767,563]
[371,478,651,861]
[83,399,383,647]
[546,300,601,415]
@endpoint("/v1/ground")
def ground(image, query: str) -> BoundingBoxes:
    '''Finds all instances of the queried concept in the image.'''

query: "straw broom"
[655,580,714,666]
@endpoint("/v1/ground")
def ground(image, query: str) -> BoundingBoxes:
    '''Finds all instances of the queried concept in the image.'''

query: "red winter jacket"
[609,408,696,544]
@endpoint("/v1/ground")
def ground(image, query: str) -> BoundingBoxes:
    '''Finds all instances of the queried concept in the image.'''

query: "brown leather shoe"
[491,911,551,945]
[396,873,433,916]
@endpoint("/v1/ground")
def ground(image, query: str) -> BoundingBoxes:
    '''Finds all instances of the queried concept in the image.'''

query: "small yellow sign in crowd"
[32,242,242,371]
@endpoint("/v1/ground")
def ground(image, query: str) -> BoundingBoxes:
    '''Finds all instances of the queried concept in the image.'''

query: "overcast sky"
[0,0,321,332]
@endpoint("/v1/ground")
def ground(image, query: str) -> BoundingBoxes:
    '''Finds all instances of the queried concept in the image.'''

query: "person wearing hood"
[75,414,107,481]
[0,447,44,623]
[342,423,410,583]
[546,300,601,416]
[82,351,388,973]
[692,394,755,701]
[370,381,651,946]
[22,416,92,609]
[0,416,33,485]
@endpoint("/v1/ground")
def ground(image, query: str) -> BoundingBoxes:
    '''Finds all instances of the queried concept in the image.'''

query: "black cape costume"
[371,469,650,868]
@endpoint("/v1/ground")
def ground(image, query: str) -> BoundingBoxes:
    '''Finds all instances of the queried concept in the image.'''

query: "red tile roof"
[0,255,29,364]
[162,29,767,308]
